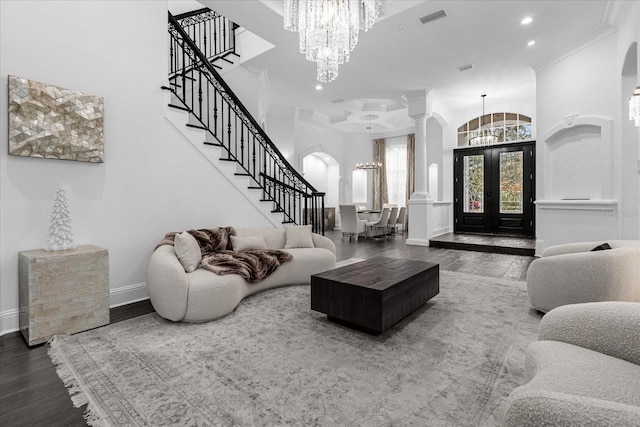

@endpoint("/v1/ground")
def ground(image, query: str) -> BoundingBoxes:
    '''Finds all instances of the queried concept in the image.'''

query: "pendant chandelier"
[469,94,498,146]
[630,86,640,127]
[284,0,381,83]
[356,161,382,170]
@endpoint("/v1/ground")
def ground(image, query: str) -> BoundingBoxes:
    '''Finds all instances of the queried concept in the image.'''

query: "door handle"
[486,190,492,198]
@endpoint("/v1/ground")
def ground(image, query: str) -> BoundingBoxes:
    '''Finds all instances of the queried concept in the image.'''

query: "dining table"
[357,209,381,222]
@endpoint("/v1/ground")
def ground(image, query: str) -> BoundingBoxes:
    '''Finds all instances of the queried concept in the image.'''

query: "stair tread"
[203,142,223,147]
[186,123,206,130]
[168,104,190,111]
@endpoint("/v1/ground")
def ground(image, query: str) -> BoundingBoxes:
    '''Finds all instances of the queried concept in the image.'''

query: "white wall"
[302,155,328,193]
[535,4,640,252]
[0,0,272,335]
[266,107,296,164]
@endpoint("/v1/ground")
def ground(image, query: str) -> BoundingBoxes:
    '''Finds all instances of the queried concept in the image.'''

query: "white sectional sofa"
[147,227,336,322]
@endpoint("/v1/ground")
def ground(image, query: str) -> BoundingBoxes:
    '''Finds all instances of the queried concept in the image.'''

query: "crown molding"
[603,0,627,28]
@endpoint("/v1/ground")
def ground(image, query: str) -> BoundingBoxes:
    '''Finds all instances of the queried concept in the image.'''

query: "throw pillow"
[284,225,314,249]
[174,231,202,272]
[591,242,612,251]
[230,235,268,251]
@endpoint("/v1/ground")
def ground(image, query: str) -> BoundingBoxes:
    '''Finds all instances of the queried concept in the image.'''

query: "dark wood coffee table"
[310,257,439,335]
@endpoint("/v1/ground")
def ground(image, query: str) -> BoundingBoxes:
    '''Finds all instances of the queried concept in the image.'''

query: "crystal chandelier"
[469,94,498,146]
[284,0,381,83]
[630,86,640,127]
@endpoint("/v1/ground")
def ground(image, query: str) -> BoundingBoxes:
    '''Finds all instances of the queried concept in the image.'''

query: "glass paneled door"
[454,142,535,236]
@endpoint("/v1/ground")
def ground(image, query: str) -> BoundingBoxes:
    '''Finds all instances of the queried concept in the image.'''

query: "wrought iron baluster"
[227,104,232,156]
[236,122,242,169]
[181,39,186,103]
[252,135,257,179]
[222,18,227,53]
[213,88,218,138]
[198,70,203,120]
[206,79,210,129]
[203,19,208,59]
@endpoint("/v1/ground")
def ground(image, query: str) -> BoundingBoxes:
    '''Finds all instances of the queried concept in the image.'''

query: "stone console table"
[19,245,109,346]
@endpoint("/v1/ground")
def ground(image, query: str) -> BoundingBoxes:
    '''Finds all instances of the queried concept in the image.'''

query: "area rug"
[49,265,542,426]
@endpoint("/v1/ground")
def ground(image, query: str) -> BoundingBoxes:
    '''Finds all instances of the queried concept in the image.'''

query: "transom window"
[457,113,532,147]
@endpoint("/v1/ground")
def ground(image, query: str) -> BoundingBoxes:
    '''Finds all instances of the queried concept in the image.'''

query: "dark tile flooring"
[0,231,536,426]
[429,232,536,256]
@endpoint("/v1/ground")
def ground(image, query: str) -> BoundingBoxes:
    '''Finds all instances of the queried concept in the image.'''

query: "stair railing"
[168,11,325,234]
[172,8,238,73]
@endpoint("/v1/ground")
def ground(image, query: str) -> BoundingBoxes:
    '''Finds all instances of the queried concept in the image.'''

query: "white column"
[411,113,429,199]
[405,90,434,246]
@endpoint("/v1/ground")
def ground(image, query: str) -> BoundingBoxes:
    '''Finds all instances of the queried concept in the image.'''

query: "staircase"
[165,9,325,233]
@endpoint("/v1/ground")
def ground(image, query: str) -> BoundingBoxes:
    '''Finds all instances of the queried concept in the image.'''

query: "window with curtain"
[385,135,407,207]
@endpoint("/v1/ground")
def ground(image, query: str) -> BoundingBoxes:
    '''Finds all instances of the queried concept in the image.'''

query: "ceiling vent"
[331,98,345,104]
[419,9,447,25]
[457,64,474,72]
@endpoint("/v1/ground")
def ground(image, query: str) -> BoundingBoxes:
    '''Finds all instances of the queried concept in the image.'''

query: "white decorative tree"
[47,187,77,251]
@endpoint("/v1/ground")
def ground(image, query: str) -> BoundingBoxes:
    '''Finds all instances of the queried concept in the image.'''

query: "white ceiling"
[200,0,622,134]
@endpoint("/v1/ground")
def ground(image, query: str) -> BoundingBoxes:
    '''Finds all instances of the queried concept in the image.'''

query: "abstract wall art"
[8,75,104,163]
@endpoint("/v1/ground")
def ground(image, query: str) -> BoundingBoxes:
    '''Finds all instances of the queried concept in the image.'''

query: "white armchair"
[339,205,367,241]
[504,302,640,426]
[526,240,640,313]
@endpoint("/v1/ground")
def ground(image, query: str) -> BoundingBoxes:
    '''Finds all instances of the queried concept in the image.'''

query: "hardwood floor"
[0,232,535,426]
[0,300,154,427]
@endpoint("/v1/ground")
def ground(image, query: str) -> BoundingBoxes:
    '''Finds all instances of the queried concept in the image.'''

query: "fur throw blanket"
[157,227,293,284]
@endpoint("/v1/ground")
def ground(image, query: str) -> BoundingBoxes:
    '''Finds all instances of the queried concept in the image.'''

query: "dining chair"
[339,205,367,241]
[395,207,406,234]
[366,207,390,238]
[386,207,398,236]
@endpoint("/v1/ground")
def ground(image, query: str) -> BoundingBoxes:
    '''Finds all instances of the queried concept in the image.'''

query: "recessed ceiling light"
[315,84,323,90]
[527,40,536,46]
[521,17,533,25]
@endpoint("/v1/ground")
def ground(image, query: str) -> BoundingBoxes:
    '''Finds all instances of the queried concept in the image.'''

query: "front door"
[454,141,535,236]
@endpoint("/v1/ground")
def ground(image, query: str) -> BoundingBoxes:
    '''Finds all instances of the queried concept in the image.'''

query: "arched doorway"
[302,152,340,230]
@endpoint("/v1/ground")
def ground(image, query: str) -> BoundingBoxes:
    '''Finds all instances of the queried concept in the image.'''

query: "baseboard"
[109,282,149,308]
[1,283,150,336]
[432,226,452,237]
[0,309,20,336]
[406,238,430,247]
